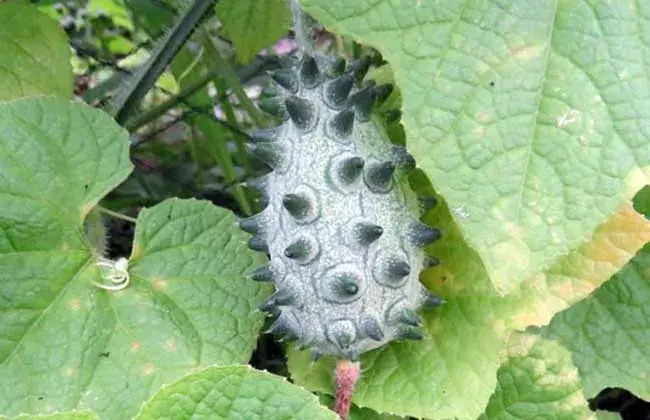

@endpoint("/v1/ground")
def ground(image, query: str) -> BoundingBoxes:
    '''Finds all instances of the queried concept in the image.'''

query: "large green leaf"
[216,0,291,63]
[135,365,337,419]
[288,192,650,419]
[478,333,592,420]
[0,97,269,419]
[302,0,650,293]
[0,3,73,101]
[546,242,650,403]
[3,411,99,420]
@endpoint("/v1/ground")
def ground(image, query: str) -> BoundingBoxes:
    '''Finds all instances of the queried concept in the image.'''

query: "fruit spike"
[419,196,438,212]
[285,95,316,130]
[238,217,259,234]
[245,176,267,192]
[338,156,364,185]
[248,236,268,253]
[359,316,384,341]
[249,128,277,143]
[336,275,360,295]
[270,69,299,93]
[354,222,383,245]
[384,109,402,125]
[401,328,423,341]
[350,56,371,82]
[300,55,320,88]
[330,108,355,138]
[409,222,442,247]
[329,57,346,76]
[282,193,311,220]
[249,265,273,282]
[422,290,445,308]
[424,256,441,268]
[284,238,316,263]
[391,146,416,170]
[267,318,297,341]
[239,51,443,359]
[387,260,411,279]
[398,308,421,326]
[364,161,396,192]
[248,143,282,168]
[326,73,355,107]
[258,97,287,118]
[375,83,393,104]
[349,87,376,121]
[311,350,323,362]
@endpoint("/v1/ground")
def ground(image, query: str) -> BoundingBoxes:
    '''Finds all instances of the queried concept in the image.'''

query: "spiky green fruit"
[241,54,443,360]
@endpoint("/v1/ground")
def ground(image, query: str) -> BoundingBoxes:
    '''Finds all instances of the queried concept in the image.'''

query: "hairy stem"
[290,0,315,55]
[84,208,108,258]
[334,360,361,420]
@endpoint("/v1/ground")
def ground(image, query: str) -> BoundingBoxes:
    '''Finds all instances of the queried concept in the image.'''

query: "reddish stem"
[334,360,361,419]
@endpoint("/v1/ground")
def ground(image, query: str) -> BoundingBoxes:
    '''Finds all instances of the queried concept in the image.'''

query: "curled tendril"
[93,257,130,291]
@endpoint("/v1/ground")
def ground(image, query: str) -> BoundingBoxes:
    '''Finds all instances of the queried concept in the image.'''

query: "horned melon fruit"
[240,53,443,360]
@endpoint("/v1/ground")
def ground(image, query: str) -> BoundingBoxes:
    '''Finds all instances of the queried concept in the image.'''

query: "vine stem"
[97,206,138,224]
[334,360,361,419]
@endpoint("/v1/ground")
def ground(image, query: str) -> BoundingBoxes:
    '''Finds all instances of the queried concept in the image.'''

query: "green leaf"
[3,411,99,420]
[0,3,73,101]
[216,0,291,63]
[478,333,591,420]
[135,365,337,420]
[302,0,650,293]
[0,97,269,419]
[633,184,650,219]
[545,242,650,403]
[87,0,135,31]
[288,191,650,419]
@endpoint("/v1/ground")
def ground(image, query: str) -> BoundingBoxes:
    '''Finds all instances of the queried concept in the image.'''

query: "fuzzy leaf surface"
[546,242,650,402]
[302,0,650,293]
[76,198,269,419]
[478,334,592,420]
[0,3,73,101]
[0,97,268,418]
[3,411,99,420]
[288,189,650,419]
[135,365,337,420]
[216,0,291,63]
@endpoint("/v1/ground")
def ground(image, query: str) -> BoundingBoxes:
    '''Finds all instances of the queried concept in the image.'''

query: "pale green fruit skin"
[242,54,441,359]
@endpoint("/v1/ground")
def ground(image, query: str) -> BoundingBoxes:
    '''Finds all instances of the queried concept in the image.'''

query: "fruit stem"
[334,360,361,419]
[290,0,316,55]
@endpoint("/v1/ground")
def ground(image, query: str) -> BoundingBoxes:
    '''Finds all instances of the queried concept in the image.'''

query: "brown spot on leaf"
[152,278,168,291]
[68,299,81,311]
[164,339,177,352]
[143,364,156,376]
